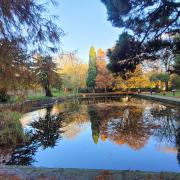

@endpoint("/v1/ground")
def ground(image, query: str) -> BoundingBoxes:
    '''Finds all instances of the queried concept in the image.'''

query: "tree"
[156,48,174,90]
[57,52,88,93]
[0,0,63,54]
[160,48,174,72]
[0,1,63,101]
[0,40,33,102]
[86,47,97,91]
[150,73,170,91]
[171,74,180,89]
[101,0,179,44]
[101,0,180,73]
[106,32,151,78]
[96,49,113,91]
[173,55,180,75]
[114,65,152,90]
[159,73,171,91]
[172,34,180,75]
[35,55,60,97]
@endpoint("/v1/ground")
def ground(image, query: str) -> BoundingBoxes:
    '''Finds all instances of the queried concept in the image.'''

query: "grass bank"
[27,89,75,101]
[159,90,180,98]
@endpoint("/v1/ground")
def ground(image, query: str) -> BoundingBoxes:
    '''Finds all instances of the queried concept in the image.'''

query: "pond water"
[1,96,180,172]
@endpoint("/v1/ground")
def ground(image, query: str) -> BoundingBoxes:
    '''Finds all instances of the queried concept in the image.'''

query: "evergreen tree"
[86,47,97,91]
[101,0,180,73]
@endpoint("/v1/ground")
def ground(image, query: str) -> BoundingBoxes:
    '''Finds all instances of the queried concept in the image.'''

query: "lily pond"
[0,96,180,172]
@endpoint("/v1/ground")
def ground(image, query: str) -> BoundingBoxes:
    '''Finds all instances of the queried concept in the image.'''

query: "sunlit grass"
[27,89,74,101]
[159,90,180,98]
[27,93,49,101]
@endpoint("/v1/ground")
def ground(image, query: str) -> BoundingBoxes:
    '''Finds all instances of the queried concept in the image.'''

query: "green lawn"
[27,89,74,101]
[27,93,49,101]
[159,90,180,98]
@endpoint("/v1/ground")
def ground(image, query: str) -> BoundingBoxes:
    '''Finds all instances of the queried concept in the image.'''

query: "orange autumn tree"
[113,65,152,90]
[95,49,113,92]
[0,40,34,102]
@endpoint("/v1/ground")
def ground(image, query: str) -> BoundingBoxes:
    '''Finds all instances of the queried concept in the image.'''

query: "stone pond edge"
[134,94,180,106]
[0,93,180,111]
[0,166,180,179]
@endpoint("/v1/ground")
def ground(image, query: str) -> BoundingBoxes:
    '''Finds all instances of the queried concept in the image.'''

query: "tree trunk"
[45,86,52,97]
[165,81,169,92]
[0,89,9,102]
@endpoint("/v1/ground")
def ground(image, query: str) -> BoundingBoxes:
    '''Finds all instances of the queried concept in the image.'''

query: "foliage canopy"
[101,0,180,76]
[0,0,63,53]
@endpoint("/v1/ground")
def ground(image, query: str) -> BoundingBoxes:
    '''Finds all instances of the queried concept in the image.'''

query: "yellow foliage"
[56,53,88,92]
[114,65,153,90]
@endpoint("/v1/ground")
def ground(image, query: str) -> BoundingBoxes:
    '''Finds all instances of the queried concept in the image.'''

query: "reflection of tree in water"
[31,107,64,149]
[1,99,180,166]
[88,103,158,150]
[0,107,64,166]
[150,105,180,164]
[6,132,39,166]
[108,106,154,150]
[88,106,101,144]
[176,126,180,164]
[64,99,81,113]
[62,105,88,140]
[150,105,179,144]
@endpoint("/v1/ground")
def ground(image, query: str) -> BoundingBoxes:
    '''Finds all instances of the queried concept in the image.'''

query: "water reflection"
[0,106,65,165]
[149,104,180,164]
[6,132,38,166]
[0,97,180,171]
[30,107,64,149]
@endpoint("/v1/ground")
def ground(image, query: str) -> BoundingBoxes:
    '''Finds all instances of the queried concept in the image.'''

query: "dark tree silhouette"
[101,0,179,43]
[176,126,180,165]
[6,133,39,166]
[0,0,63,53]
[150,105,180,164]
[107,32,142,78]
[2,107,64,166]
[101,0,180,74]
[30,107,64,149]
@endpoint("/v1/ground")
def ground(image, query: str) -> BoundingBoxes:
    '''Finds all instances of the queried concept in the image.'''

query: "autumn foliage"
[0,40,33,101]
[95,49,113,91]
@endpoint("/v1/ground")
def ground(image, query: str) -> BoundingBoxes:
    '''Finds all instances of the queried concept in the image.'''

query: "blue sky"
[49,0,120,62]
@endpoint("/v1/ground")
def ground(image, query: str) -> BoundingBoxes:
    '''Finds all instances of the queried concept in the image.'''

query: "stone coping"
[0,167,180,180]
[0,93,179,112]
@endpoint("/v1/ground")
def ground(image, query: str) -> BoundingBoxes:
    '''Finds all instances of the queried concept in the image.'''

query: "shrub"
[0,111,24,145]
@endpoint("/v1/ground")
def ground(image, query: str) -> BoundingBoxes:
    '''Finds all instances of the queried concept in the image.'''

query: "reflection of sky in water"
[17,98,180,172]
[33,130,180,172]
[20,109,47,127]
